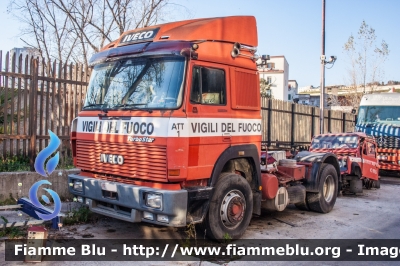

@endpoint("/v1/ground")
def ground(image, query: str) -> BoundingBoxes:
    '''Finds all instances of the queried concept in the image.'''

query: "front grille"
[376,136,400,149]
[76,140,167,182]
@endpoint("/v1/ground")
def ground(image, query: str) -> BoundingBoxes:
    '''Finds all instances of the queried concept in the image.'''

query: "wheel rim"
[220,190,246,229]
[323,175,335,202]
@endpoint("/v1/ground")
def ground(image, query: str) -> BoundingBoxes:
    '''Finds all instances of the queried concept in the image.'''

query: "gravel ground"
[1,176,399,266]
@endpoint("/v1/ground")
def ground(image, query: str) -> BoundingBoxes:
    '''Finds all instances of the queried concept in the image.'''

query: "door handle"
[223,133,231,142]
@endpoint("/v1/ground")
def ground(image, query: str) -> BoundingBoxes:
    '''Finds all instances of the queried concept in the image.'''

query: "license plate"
[100,182,117,192]
[378,155,388,160]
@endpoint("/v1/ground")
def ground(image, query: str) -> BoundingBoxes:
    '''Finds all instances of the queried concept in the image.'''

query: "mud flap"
[349,177,363,193]
[252,191,261,215]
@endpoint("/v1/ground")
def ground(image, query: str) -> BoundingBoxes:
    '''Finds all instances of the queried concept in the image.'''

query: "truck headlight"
[145,193,162,209]
[73,180,83,192]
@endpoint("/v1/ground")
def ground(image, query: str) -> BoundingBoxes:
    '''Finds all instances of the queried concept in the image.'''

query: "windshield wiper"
[83,103,107,109]
[113,103,153,113]
[113,103,147,108]
[362,122,377,127]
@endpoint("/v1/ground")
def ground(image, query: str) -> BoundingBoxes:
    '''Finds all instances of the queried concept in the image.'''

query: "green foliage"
[0,216,26,238]
[58,155,75,170]
[0,193,17,206]
[0,88,22,126]
[223,233,232,243]
[0,154,30,172]
[63,206,92,226]
[184,220,196,240]
[0,152,74,172]
[260,78,272,98]
[0,227,25,238]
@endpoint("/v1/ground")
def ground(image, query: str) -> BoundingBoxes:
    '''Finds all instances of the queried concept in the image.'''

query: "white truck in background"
[355,92,400,172]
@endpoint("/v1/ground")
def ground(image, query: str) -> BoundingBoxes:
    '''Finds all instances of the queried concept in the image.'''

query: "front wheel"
[204,173,253,240]
[307,164,338,213]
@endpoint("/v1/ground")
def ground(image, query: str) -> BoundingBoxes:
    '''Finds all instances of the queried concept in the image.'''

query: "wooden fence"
[0,49,356,170]
[261,97,356,149]
[0,51,90,170]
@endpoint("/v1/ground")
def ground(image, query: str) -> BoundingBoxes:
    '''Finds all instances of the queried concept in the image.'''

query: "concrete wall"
[0,169,79,201]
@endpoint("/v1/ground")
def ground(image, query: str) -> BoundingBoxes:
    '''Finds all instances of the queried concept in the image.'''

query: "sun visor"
[88,42,150,66]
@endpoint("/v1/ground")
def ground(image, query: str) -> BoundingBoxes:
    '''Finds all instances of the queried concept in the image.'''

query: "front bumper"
[68,174,188,227]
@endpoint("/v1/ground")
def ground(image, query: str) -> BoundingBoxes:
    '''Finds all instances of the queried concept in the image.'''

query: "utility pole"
[320,0,326,134]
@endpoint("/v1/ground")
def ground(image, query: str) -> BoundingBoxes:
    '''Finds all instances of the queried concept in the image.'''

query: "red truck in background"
[308,132,380,193]
[68,16,342,240]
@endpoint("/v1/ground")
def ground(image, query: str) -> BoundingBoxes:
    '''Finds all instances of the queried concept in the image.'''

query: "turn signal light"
[168,169,180,176]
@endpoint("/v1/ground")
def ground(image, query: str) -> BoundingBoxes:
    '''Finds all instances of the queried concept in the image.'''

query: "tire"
[204,172,253,240]
[337,181,343,197]
[307,164,338,213]
[294,201,309,211]
[365,179,373,190]
[354,167,361,179]
[373,179,380,189]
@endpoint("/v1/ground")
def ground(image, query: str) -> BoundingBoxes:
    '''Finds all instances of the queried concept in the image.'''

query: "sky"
[1,0,399,88]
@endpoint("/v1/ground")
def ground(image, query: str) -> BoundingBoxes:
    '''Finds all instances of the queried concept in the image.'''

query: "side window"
[363,143,368,155]
[368,142,376,156]
[190,66,226,105]
[363,142,376,156]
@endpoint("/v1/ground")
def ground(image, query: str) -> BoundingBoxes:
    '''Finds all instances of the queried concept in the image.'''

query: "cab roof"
[313,132,369,138]
[102,16,258,50]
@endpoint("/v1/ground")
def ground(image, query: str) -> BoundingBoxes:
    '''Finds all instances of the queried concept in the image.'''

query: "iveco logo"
[377,137,386,146]
[100,154,124,165]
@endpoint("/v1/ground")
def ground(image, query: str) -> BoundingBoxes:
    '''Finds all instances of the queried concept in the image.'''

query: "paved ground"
[1,176,399,265]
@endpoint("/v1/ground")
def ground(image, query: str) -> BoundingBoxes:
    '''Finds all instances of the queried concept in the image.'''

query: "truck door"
[186,62,231,180]
[361,141,379,180]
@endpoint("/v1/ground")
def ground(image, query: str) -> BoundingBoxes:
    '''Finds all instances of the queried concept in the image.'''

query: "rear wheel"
[204,173,253,240]
[365,179,374,189]
[373,179,380,189]
[294,201,309,211]
[307,164,338,213]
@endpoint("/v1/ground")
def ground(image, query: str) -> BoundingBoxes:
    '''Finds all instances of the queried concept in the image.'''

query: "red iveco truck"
[308,132,380,193]
[69,16,340,240]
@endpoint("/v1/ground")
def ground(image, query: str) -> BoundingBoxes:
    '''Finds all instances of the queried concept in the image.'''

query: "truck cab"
[309,132,379,192]
[356,93,400,172]
[69,16,340,240]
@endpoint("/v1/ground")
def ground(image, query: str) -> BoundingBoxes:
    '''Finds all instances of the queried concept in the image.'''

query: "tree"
[10,0,78,65]
[343,20,389,109]
[260,77,272,98]
[9,0,188,65]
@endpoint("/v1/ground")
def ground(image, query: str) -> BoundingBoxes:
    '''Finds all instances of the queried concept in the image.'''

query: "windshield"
[357,106,400,125]
[311,135,359,149]
[84,56,185,110]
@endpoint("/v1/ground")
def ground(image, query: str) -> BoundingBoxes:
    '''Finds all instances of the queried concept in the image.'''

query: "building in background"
[288,80,298,102]
[298,94,311,105]
[1,47,41,87]
[9,47,41,69]
[258,55,291,102]
[297,83,400,112]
